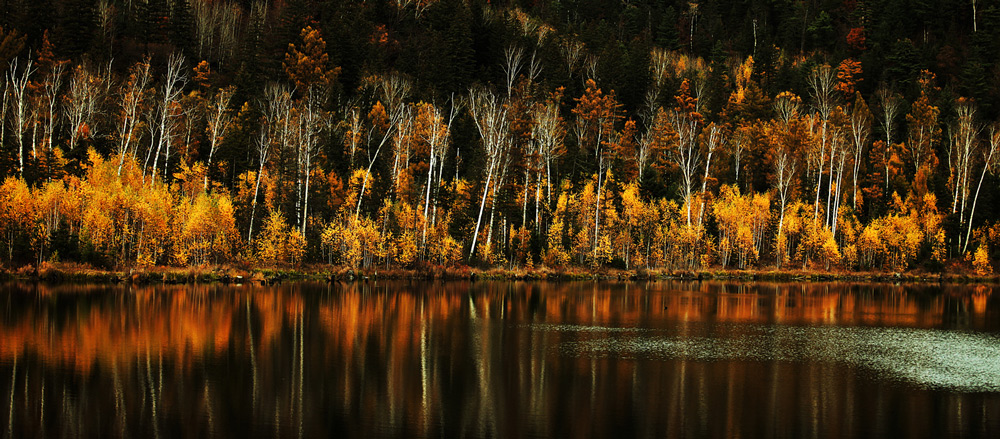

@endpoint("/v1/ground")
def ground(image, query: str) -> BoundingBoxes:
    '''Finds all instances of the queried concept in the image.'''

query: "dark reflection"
[1,281,998,438]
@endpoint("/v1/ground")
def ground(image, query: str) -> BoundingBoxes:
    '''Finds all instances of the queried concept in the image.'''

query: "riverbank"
[1,262,999,285]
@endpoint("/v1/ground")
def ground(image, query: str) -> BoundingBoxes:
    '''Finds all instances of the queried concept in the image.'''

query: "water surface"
[1,281,998,438]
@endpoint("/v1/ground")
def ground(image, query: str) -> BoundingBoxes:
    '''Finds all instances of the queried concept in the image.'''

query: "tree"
[283,26,339,92]
[964,123,1000,253]
[905,71,941,176]
[150,53,188,180]
[204,86,235,189]
[355,74,411,219]
[807,63,838,223]
[414,100,456,252]
[948,98,980,251]
[64,61,108,152]
[7,58,34,176]
[42,61,66,153]
[466,86,509,260]
[848,92,871,208]
[115,58,151,175]
[664,79,702,226]
[875,85,902,190]
[572,79,622,257]
[532,89,566,207]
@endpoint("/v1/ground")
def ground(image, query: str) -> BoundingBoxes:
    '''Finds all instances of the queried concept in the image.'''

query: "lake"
[1,281,999,438]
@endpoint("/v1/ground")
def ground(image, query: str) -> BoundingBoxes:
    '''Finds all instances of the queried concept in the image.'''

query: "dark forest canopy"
[1,0,1000,273]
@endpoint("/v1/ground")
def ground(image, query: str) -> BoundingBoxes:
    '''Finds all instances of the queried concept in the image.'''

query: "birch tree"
[115,58,151,175]
[467,86,509,259]
[848,92,871,208]
[949,98,980,250]
[7,58,34,175]
[42,62,65,153]
[807,64,837,223]
[964,124,1000,253]
[151,53,187,180]
[875,85,902,189]
[665,79,702,226]
[65,61,107,152]
[356,74,410,219]
[204,86,235,189]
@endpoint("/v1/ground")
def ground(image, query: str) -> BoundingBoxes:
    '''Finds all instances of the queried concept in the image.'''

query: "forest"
[1,0,1000,274]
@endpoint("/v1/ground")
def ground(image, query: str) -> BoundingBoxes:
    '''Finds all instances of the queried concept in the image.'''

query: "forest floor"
[0,261,998,285]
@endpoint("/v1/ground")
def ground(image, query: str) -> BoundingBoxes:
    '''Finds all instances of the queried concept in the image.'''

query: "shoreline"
[1,263,998,285]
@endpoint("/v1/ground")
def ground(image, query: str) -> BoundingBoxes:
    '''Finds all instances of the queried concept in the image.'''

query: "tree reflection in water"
[1,281,998,438]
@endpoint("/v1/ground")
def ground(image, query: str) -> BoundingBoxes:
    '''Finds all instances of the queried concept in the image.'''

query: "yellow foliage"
[974,243,992,275]
[255,209,305,265]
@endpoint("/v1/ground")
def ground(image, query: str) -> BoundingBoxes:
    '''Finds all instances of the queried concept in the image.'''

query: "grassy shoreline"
[1,262,998,285]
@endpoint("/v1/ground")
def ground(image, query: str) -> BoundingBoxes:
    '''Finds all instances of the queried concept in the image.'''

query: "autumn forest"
[1,0,999,274]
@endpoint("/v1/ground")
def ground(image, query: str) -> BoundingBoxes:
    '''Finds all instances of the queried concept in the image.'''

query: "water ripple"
[546,324,1000,392]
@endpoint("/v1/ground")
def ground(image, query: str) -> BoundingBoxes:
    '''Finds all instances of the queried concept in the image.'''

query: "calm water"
[1,281,999,438]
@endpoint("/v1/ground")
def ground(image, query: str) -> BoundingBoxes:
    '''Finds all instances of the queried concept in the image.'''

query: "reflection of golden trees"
[0,281,997,437]
[0,282,994,374]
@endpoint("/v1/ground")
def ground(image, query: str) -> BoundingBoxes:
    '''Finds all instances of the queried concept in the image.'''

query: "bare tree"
[532,96,565,205]
[667,106,701,226]
[774,141,797,240]
[730,126,747,186]
[247,129,270,242]
[0,73,8,152]
[115,58,151,175]
[65,61,108,152]
[342,104,362,169]
[636,90,661,182]
[701,123,723,193]
[7,58,34,176]
[831,132,849,237]
[204,86,235,190]
[297,86,326,233]
[151,53,188,180]
[584,54,599,83]
[389,104,414,186]
[875,85,902,189]
[964,124,1000,253]
[467,86,510,259]
[356,74,411,219]
[848,93,871,208]
[249,83,291,242]
[417,100,456,250]
[560,38,584,77]
[949,99,981,250]
[807,64,837,223]
[42,62,65,152]
[649,48,670,91]
[502,45,525,98]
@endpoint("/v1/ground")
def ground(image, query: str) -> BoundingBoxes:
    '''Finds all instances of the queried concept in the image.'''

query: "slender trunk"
[974,0,978,32]
[593,160,603,261]
[685,186,693,226]
[248,164,264,242]
[469,161,496,259]
[0,82,7,157]
[852,155,861,208]
[964,165,990,253]
[301,154,311,234]
[535,169,542,234]
[826,144,835,226]
[421,151,435,251]
[521,168,530,228]
[546,159,552,204]
[813,122,827,223]
[832,160,845,238]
